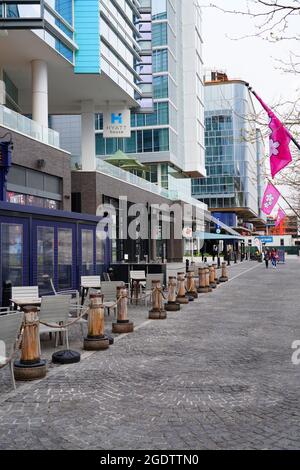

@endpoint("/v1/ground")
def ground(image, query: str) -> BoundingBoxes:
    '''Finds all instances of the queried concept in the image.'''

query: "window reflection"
[1,223,23,287]
[37,226,54,294]
[58,228,73,290]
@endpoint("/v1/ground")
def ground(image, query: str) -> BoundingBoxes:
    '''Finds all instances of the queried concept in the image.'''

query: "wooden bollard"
[14,306,47,381]
[176,273,189,304]
[112,287,134,334]
[198,267,209,293]
[213,263,219,285]
[149,280,167,319]
[219,262,229,283]
[84,294,109,350]
[209,265,217,289]
[205,267,213,292]
[186,271,198,299]
[165,276,181,311]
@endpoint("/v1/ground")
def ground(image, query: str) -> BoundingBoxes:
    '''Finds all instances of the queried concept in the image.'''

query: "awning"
[193,232,244,240]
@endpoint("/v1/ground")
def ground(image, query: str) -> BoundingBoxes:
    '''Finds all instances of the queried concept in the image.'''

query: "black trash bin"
[2,280,12,308]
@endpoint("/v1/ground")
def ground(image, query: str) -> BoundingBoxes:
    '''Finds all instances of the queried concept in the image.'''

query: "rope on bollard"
[38,293,130,329]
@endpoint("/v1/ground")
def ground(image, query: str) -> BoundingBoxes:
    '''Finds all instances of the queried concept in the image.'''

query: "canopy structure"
[193,232,244,241]
[105,150,149,172]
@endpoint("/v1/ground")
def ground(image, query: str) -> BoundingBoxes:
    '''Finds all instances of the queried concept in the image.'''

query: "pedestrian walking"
[264,249,270,269]
[271,249,278,269]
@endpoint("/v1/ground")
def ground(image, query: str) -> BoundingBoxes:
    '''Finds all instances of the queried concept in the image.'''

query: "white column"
[31,60,48,128]
[81,100,96,171]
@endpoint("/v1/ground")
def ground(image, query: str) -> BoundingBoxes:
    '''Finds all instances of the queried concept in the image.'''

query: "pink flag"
[275,208,286,227]
[253,92,292,178]
[261,182,281,215]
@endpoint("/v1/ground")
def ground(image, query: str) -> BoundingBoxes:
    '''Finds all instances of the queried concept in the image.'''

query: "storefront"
[0,201,110,302]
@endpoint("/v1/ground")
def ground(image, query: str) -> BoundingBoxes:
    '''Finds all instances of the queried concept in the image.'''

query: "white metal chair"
[103,272,111,282]
[39,295,71,349]
[80,276,101,289]
[80,276,101,304]
[101,281,124,316]
[11,286,39,308]
[49,278,80,315]
[129,271,146,303]
[0,311,23,390]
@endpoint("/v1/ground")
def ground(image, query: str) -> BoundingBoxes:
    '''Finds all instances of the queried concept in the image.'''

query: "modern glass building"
[0,0,149,171]
[94,0,206,198]
[192,74,266,229]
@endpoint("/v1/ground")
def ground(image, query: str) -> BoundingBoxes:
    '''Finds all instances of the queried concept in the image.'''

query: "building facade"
[94,0,206,198]
[192,73,266,231]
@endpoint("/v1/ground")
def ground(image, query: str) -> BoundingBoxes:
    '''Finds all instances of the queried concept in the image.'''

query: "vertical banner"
[103,107,131,138]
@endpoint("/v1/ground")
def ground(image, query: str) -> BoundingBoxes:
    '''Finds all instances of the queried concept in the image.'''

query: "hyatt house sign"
[103,108,131,138]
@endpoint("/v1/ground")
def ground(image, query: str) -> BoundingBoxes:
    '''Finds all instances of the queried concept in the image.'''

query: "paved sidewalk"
[1,260,300,450]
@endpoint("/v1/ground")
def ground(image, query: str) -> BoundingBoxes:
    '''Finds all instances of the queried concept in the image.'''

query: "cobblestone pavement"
[1,260,300,450]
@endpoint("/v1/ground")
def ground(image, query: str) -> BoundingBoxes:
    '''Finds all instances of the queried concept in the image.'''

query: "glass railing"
[0,104,60,148]
[96,159,171,199]
[96,159,207,210]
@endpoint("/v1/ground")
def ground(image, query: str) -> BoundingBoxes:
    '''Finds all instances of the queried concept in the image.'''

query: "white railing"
[0,104,60,148]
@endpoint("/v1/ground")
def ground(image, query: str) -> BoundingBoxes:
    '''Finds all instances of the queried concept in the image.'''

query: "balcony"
[0,104,60,148]
[95,158,207,211]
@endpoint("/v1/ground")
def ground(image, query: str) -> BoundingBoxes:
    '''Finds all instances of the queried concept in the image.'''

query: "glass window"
[125,132,137,153]
[152,0,167,20]
[37,226,54,294]
[143,130,153,152]
[44,175,61,194]
[96,231,105,274]
[152,23,167,47]
[153,49,168,73]
[57,228,73,290]
[1,223,23,287]
[153,75,168,99]
[96,134,106,155]
[81,229,94,276]
[153,128,169,151]
[27,169,43,190]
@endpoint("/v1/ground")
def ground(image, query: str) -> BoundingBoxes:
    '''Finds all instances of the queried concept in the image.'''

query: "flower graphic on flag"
[269,139,280,157]
[261,182,281,216]
[251,92,292,178]
[264,193,274,209]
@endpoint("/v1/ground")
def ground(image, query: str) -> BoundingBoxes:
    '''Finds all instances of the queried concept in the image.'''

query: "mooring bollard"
[112,287,134,334]
[14,306,47,381]
[165,276,181,311]
[209,265,217,289]
[197,267,208,294]
[149,280,167,319]
[219,262,229,283]
[205,267,213,293]
[176,273,189,304]
[213,263,219,285]
[84,294,109,350]
[186,271,198,299]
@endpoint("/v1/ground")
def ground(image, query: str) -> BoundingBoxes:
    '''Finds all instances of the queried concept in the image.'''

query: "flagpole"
[245,84,300,152]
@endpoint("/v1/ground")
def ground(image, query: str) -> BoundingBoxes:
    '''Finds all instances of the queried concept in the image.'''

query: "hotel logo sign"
[103,108,131,138]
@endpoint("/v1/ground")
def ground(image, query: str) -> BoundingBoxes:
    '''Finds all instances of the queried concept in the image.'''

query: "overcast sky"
[200,1,300,210]
[200,0,299,107]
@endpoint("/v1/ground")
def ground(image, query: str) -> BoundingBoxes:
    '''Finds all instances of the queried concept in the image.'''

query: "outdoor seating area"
[0,263,231,390]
